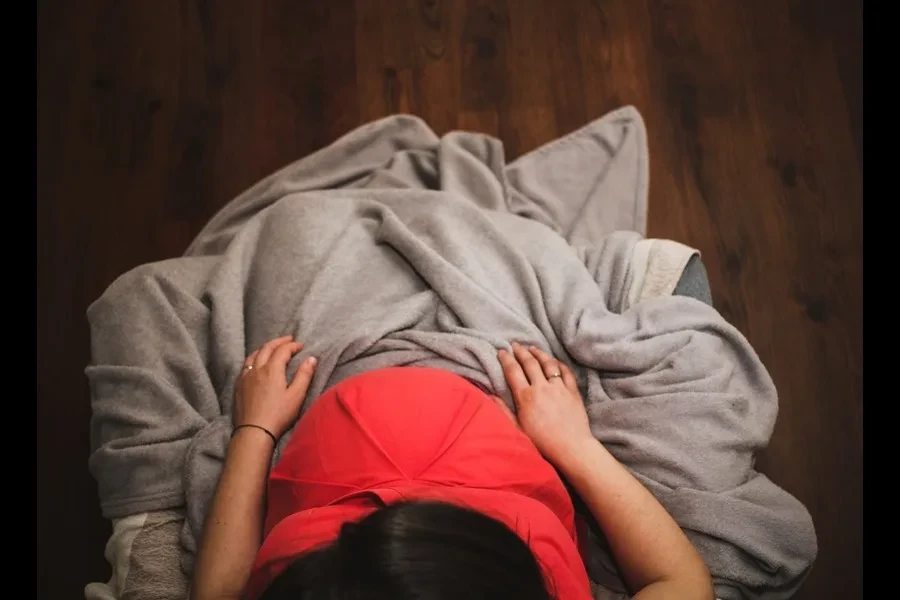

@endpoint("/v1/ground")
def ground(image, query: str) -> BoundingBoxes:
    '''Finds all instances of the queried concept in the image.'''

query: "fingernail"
[306,356,317,366]
[497,348,507,356]
[511,342,520,349]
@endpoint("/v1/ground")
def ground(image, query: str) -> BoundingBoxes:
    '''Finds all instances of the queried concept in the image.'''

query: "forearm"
[560,439,714,599]
[191,428,274,600]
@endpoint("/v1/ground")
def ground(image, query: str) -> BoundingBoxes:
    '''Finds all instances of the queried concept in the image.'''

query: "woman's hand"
[497,343,594,467]
[234,336,317,439]
[499,343,715,599]
[195,336,316,600]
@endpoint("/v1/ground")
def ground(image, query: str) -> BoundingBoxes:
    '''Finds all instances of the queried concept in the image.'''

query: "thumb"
[492,395,519,428]
[288,356,317,402]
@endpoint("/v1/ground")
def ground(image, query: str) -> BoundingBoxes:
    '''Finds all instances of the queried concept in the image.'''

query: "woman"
[191,336,715,599]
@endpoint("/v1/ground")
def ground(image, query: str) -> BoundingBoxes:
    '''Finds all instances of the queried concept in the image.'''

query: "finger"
[498,348,529,400]
[287,356,318,400]
[512,342,546,384]
[528,346,563,381]
[270,342,303,372]
[243,350,259,369]
[559,363,579,395]
[254,336,294,366]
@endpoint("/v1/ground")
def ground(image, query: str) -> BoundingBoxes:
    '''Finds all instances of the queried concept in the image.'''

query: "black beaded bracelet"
[231,424,277,445]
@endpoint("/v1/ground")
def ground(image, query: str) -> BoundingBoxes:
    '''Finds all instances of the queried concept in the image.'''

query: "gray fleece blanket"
[86,107,817,599]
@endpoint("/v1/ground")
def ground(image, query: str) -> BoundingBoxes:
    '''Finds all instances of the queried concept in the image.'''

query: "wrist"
[231,424,278,448]
[554,436,610,482]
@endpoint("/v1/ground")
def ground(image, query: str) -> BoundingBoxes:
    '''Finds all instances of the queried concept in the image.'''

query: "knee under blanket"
[86,107,816,599]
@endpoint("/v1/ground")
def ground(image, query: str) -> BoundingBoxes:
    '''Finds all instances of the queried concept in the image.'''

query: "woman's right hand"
[497,343,595,468]
[500,345,716,600]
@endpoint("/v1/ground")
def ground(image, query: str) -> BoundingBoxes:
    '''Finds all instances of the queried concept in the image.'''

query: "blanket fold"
[87,107,816,600]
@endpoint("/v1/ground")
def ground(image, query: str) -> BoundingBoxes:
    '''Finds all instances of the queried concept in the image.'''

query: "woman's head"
[259,500,554,600]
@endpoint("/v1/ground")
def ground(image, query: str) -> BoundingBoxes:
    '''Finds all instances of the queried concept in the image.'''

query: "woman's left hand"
[233,336,317,439]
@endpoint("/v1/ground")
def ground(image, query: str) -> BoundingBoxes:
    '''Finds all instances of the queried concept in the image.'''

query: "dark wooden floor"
[37,1,862,599]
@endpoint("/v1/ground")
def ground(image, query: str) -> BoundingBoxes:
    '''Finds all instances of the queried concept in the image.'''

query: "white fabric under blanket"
[84,510,189,600]
[85,108,817,599]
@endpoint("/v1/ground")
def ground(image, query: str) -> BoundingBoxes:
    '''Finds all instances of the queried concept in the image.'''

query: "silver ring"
[547,372,562,379]
[243,365,254,372]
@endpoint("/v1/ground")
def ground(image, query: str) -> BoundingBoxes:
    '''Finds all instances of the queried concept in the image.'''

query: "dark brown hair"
[259,500,554,600]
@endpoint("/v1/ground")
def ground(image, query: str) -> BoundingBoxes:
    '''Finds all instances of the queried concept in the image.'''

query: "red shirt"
[244,367,593,599]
